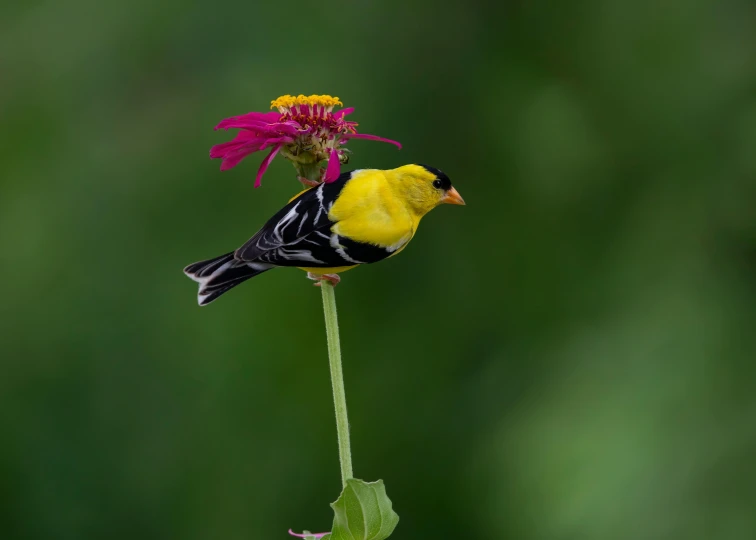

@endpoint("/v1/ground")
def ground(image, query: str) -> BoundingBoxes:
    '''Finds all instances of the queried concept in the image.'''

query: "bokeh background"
[2,1,756,539]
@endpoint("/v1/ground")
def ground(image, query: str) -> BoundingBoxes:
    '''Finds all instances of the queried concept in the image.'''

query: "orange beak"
[441,186,466,206]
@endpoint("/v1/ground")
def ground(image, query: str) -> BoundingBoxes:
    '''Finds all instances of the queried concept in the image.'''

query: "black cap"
[418,164,452,190]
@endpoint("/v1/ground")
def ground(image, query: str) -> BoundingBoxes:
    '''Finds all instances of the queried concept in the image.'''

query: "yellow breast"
[328,170,417,249]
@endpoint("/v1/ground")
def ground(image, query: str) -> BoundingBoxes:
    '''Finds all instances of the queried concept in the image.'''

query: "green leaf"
[328,479,399,540]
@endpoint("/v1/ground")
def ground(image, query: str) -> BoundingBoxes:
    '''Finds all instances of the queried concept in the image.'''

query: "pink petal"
[219,148,259,171]
[210,131,264,158]
[215,116,301,138]
[324,149,341,183]
[217,120,300,137]
[333,107,355,119]
[214,111,280,130]
[340,133,402,149]
[259,135,294,150]
[280,120,305,129]
[211,131,293,171]
[254,143,283,188]
[288,530,329,539]
[214,139,269,171]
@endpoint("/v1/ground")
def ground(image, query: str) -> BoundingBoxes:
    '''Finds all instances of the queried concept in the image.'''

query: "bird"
[184,164,465,306]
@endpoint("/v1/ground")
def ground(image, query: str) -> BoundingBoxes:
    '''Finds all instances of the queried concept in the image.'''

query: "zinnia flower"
[210,94,401,187]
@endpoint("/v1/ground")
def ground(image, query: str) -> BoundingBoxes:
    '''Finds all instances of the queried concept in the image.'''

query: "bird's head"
[389,164,465,217]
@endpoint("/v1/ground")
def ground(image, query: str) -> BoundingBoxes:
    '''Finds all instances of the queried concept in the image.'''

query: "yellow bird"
[184,164,465,305]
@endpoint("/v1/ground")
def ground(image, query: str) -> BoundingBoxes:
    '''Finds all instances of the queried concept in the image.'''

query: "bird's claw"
[307,272,341,287]
[298,177,321,188]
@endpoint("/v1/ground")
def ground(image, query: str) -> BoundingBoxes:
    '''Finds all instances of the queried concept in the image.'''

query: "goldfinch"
[184,164,465,305]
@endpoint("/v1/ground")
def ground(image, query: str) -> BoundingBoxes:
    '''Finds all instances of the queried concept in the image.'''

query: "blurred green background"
[2,1,756,539]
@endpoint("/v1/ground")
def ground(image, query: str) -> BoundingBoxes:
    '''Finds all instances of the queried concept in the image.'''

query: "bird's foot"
[298,177,321,188]
[307,272,341,287]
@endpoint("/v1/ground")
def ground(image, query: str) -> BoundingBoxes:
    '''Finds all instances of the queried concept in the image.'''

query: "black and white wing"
[234,172,394,268]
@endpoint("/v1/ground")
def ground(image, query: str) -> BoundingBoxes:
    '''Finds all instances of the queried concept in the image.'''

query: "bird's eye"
[432,179,443,189]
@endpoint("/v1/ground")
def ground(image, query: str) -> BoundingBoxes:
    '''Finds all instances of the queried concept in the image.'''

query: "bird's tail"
[183,252,273,306]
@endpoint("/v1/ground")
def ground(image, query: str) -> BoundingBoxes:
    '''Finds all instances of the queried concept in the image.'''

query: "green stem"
[320,281,353,486]
[292,160,323,185]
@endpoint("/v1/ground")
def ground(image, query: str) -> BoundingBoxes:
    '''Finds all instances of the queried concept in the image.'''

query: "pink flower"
[288,529,329,539]
[210,94,402,187]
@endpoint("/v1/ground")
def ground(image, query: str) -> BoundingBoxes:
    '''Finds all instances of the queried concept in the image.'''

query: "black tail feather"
[183,252,273,306]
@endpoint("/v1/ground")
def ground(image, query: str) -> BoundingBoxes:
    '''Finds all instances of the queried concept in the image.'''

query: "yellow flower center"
[270,94,344,113]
